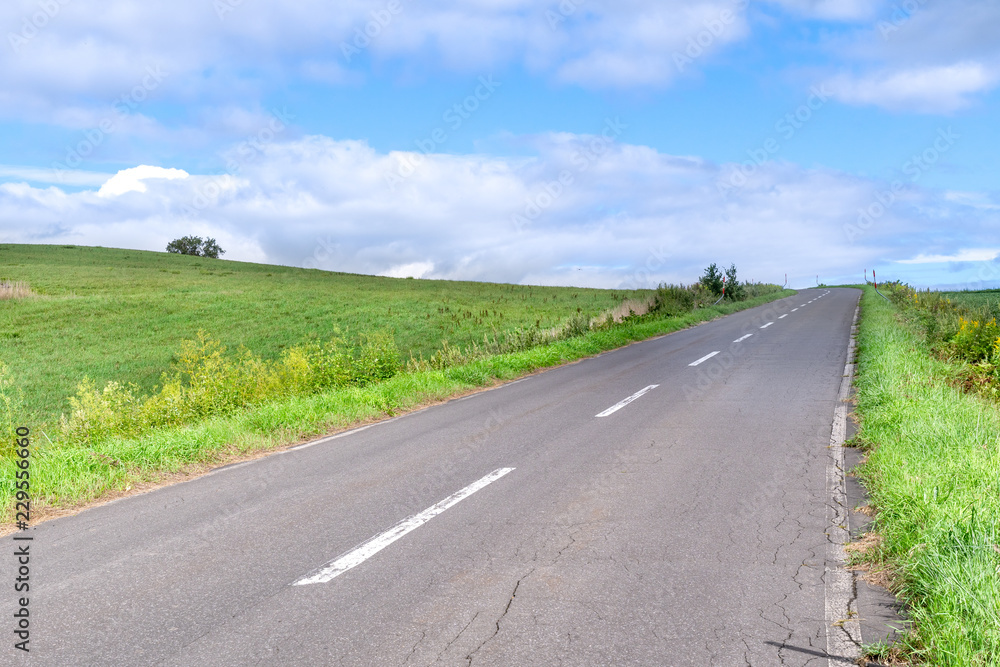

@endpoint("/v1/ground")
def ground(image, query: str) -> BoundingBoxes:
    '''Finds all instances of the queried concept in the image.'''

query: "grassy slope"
[853,286,1000,665]
[0,244,648,423]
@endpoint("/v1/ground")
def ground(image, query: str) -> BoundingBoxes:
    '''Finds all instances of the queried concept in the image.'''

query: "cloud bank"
[3,133,996,289]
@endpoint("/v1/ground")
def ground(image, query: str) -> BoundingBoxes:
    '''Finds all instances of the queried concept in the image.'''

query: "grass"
[0,244,652,424]
[851,285,1000,666]
[0,280,34,300]
[0,246,792,526]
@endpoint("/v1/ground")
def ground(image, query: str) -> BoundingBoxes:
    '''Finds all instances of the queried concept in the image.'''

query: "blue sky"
[1,0,998,289]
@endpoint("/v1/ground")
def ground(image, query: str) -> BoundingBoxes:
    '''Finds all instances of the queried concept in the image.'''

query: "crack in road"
[464,570,534,666]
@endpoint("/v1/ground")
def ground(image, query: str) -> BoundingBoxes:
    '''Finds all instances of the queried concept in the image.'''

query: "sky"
[1,0,999,290]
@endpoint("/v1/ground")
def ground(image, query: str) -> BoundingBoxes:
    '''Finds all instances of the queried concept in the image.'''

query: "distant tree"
[700,263,725,297]
[724,263,745,301]
[166,236,225,258]
[166,235,201,256]
[199,238,225,259]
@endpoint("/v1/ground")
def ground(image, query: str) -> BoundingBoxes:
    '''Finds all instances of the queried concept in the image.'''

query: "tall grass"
[60,331,399,444]
[0,280,34,300]
[853,286,1000,665]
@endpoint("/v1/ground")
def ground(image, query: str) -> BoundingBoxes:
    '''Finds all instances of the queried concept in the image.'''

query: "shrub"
[700,263,724,297]
[652,284,695,316]
[61,329,400,444]
[352,332,401,385]
[723,264,745,301]
[952,317,1000,363]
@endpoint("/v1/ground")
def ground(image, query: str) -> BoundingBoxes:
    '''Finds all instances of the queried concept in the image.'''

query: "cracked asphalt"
[5,288,861,665]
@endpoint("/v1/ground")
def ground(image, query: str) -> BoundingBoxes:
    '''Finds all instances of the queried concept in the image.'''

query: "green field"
[0,244,649,424]
[941,289,1000,314]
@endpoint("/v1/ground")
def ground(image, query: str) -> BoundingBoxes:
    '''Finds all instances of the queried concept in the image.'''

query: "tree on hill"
[700,262,725,297]
[166,236,225,258]
[723,263,744,301]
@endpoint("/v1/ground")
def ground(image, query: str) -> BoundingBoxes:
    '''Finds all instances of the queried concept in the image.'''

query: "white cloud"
[944,191,1000,210]
[825,62,998,113]
[97,165,189,197]
[1,134,995,288]
[896,249,1000,265]
[380,261,435,279]
[813,1,1000,113]
[0,0,753,120]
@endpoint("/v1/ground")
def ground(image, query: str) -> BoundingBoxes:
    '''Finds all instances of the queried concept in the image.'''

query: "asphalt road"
[6,288,862,666]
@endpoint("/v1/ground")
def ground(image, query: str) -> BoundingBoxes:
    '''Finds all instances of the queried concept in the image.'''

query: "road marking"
[733,334,753,343]
[792,308,799,312]
[760,322,774,329]
[800,304,807,307]
[290,424,377,451]
[596,384,660,416]
[778,314,788,319]
[687,352,721,368]
[294,468,515,586]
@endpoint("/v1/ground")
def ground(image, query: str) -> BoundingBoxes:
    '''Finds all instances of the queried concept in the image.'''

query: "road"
[7,288,862,666]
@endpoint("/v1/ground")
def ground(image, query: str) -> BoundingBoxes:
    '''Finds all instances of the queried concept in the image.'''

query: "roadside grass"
[852,286,1000,666]
[0,244,651,423]
[0,288,793,527]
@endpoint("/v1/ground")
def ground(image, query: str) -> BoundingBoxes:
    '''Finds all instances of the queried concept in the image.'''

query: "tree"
[723,263,745,301]
[166,236,225,258]
[700,263,724,297]
[199,238,225,259]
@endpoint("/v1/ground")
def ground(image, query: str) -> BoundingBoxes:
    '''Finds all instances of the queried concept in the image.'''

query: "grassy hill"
[0,244,649,423]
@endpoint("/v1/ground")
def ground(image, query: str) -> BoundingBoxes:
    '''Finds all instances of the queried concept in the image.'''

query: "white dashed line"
[792,308,799,312]
[733,334,753,343]
[596,384,660,417]
[779,314,788,319]
[760,322,774,329]
[294,468,515,585]
[688,351,721,367]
